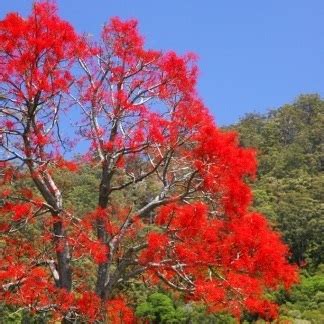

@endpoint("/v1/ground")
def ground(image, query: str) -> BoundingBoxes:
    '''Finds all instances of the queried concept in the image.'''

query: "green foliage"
[135,291,236,323]
[54,164,101,216]
[278,266,324,323]
[0,305,49,324]
[136,292,187,323]
[0,305,23,324]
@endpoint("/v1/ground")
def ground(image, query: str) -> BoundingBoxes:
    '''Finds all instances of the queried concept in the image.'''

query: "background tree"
[0,2,297,322]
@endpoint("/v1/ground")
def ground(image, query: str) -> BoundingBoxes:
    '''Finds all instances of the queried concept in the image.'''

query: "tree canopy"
[0,2,298,322]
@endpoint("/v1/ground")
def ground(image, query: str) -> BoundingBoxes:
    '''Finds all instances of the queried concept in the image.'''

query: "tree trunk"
[95,159,112,298]
[53,216,72,290]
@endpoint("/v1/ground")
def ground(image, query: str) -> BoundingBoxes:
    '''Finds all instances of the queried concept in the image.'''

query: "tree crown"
[0,1,297,322]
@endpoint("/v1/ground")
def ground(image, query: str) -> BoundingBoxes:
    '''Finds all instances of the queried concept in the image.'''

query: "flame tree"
[0,2,297,322]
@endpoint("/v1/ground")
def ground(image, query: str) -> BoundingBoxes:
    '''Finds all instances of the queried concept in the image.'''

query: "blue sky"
[1,0,323,125]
